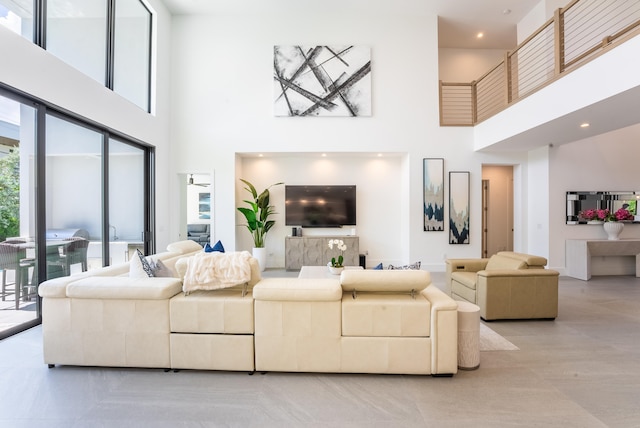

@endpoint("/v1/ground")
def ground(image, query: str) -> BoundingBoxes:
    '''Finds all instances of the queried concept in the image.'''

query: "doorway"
[481,165,514,257]
[179,173,212,245]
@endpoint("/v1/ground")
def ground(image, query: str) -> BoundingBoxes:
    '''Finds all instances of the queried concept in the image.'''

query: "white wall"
[549,124,640,271]
[438,48,505,82]
[169,4,530,271]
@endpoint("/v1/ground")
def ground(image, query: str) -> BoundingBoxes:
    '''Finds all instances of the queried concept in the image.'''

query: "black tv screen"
[285,185,356,227]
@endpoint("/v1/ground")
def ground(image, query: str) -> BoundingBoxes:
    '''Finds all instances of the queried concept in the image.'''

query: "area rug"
[479,323,519,351]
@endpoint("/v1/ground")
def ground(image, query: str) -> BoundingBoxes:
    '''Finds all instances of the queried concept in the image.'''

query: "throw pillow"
[387,261,421,270]
[212,240,225,253]
[130,249,154,278]
[204,240,225,253]
[373,263,383,270]
[130,253,177,278]
[149,259,175,278]
[137,249,155,277]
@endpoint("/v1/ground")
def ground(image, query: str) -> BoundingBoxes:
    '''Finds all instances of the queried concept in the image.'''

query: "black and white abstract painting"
[273,45,371,117]
[449,171,469,244]
[423,158,444,231]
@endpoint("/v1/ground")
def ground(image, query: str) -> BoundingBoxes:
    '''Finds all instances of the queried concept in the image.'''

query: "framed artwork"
[423,158,444,231]
[199,193,211,220]
[449,171,470,244]
[273,45,371,117]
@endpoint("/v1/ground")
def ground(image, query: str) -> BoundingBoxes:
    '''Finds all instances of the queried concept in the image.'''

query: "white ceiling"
[161,0,541,49]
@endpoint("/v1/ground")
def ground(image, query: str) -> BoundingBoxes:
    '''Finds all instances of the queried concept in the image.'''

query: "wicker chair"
[0,242,35,310]
[46,237,89,277]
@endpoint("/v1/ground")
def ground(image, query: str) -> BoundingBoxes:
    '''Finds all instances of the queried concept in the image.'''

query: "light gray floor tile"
[1,274,640,427]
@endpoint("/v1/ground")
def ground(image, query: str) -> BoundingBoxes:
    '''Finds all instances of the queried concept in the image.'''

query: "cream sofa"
[446,251,559,321]
[39,242,458,376]
[254,270,458,376]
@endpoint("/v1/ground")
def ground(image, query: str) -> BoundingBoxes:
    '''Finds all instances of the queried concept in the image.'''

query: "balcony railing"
[439,0,640,127]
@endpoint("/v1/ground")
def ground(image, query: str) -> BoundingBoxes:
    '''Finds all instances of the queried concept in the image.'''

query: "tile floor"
[0,273,639,427]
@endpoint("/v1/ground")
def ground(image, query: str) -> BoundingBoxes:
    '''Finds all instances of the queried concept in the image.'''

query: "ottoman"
[457,300,480,370]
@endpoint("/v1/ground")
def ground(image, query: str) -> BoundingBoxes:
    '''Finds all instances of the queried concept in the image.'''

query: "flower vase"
[328,266,344,275]
[603,222,624,240]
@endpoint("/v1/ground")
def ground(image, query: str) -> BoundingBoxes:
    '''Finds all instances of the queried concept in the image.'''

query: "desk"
[566,239,640,280]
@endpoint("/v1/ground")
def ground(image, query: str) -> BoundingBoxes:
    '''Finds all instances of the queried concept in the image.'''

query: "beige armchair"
[445,251,559,321]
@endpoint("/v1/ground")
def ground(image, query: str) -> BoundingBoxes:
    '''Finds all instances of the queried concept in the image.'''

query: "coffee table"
[298,265,363,279]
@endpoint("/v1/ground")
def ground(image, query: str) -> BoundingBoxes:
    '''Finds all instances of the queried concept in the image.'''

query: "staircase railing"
[439,0,640,126]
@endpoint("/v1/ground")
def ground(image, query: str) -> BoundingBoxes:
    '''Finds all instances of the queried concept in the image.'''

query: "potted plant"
[327,239,347,274]
[237,179,283,270]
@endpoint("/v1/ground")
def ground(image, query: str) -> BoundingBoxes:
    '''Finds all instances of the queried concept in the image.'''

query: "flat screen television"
[285,185,356,227]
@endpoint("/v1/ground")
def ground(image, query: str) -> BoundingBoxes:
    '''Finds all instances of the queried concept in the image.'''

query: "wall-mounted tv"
[285,185,356,227]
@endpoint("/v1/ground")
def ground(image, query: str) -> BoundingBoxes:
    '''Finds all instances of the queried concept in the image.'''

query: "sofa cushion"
[253,278,342,301]
[170,289,254,334]
[450,271,478,289]
[340,270,431,293]
[485,255,526,271]
[66,276,183,300]
[342,292,430,337]
[497,251,547,268]
[166,240,203,254]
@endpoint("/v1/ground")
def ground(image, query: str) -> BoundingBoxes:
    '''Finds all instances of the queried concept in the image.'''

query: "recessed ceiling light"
[477,32,484,39]
[321,153,327,157]
[503,9,511,15]
[580,122,590,128]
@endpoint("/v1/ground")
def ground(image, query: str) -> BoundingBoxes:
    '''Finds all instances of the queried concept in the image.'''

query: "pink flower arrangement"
[580,208,634,222]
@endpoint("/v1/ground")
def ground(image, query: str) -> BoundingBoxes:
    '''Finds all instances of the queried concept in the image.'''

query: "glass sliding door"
[45,114,103,278]
[108,138,145,263]
[0,93,38,337]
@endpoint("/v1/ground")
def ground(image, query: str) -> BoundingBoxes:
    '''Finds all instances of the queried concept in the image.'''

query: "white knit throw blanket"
[182,251,252,295]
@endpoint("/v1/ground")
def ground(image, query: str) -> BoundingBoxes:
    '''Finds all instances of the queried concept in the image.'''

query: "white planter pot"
[253,247,266,271]
[328,266,344,275]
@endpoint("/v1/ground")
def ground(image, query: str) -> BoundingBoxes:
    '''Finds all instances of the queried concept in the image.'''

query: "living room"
[1,0,640,425]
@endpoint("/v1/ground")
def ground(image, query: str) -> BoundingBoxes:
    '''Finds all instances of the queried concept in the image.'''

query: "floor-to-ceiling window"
[46,0,108,85]
[109,139,146,262]
[45,115,104,277]
[0,92,38,336]
[0,85,155,340]
[114,0,152,111]
[1,0,152,112]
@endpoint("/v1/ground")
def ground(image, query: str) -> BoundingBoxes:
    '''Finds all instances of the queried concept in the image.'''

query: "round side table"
[456,301,480,370]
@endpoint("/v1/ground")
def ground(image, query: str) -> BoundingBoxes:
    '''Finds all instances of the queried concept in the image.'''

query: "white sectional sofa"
[39,241,459,376]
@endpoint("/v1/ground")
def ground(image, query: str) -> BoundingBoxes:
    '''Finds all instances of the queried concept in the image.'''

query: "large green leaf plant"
[237,179,283,248]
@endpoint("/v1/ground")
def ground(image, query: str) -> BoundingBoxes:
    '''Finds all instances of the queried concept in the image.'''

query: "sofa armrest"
[477,269,559,278]
[422,285,458,375]
[476,269,559,320]
[445,258,489,289]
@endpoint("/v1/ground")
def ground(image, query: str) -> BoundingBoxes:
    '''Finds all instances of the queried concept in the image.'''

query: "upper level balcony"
[439,0,640,152]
